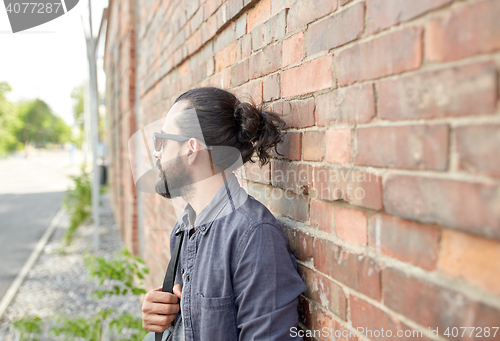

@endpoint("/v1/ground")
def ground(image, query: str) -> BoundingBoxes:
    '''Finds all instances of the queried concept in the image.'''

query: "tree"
[16,98,72,147]
[0,82,22,156]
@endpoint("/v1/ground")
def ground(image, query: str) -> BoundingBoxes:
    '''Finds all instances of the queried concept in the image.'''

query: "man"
[140,87,305,340]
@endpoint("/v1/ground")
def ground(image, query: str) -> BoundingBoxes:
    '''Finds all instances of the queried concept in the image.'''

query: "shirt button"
[201,226,206,231]
[181,268,185,274]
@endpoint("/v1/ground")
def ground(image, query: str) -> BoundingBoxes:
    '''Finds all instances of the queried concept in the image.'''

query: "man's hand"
[142,284,183,332]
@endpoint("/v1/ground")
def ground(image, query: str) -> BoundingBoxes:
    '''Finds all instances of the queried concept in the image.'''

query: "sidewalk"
[0,193,143,340]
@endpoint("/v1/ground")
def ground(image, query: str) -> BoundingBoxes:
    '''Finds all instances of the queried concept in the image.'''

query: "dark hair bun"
[235,101,285,165]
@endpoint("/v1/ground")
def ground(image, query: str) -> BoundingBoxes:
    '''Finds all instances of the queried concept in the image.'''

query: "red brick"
[272,160,312,194]
[378,61,497,121]
[231,58,249,87]
[201,14,218,45]
[366,0,452,34]
[247,0,271,32]
[355,125,449,170]
[298,265,347,320]
[305,3,364,55]
[368,214,440,270]
[427,0,500,62]
[263,73,280,101]
[273,131,301,160]
[207,67,231,90]
[264,8,287,45]
[240,34,252,59]
[273,97,315,129]
[455,124,500,179]
[336,27,422,86]
[287,0,338,33]
[282,31,304,67]
[227,0,243,20]
[314,308,358,341]
[383,268,500,340]
[249,43,282,79]
[325,128,351,164]
[314,238,381,300]
[270,187,309,222]
[339,0,352,5]
[204,0,223,20]
[316,84,375,126]
[244,161,270,184]
[233,78,263,102]
[335,207,367,246]
[383,174,500,239]
[251,22,265,51]
[350,295,431,341]
[282,54,334,98]
[439,229,500,296]
[310,199,335,234]
[282,225,313,261]
[303,131,325,162]
[313,166,383,210]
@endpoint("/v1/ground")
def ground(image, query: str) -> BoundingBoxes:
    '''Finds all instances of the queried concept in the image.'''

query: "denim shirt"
[169,172,305,341]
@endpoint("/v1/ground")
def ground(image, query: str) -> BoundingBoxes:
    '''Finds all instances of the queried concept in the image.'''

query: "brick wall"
[104,0,500,339]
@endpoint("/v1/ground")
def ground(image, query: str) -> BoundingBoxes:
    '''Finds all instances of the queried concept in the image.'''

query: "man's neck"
[185,170,232,218]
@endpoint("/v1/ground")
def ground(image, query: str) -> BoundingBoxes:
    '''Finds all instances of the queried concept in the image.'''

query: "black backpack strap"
[156,225,185,341]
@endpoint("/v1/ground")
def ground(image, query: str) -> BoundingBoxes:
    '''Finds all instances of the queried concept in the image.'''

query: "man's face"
[153,101,194,199]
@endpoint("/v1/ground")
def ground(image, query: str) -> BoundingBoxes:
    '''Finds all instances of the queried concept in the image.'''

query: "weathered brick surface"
[299,265,348,320]
[282,31,304,67]
[335,207,367,246]
[287,0,338,33]
[369,214,440,270]
[316,84,376,126]
[384,174,500,239]
[302,131,325,162]
[106,0,500,333]
[270,187,309,221]
[355,125,449,170]
[325,128,351,164]
[314,238,381,300]
[366,0,452,34]
[281,54,334,98]
[378,62,497,120]
[383,268,500,340]
[426,0,500,62]
[310,199,335,234]
[336,27,422,86]
[455,124,500,178]
[305,2,364,56]
[439,230,500,295]
[350,295,431,341]
[273,97,315,129]
[313,166,383,210]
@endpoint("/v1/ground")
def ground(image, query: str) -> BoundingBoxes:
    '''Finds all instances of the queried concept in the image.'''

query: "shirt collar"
[178,172,247,235]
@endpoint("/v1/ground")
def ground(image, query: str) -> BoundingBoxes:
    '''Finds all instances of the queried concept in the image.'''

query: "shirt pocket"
[196,293,238,340]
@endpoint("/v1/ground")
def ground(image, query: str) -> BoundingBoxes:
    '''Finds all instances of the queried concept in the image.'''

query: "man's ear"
[186,138,199,165]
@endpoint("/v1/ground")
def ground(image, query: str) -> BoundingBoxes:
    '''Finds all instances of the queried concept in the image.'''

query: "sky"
[0,0,108,126]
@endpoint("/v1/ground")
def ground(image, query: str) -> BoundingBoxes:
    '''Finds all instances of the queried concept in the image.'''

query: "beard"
[155,157,194,199]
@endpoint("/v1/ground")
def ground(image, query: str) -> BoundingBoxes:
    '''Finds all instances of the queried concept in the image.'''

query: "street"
[0,148,83,301]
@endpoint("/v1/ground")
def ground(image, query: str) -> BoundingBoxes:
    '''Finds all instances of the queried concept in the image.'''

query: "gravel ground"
[0,193,144,340]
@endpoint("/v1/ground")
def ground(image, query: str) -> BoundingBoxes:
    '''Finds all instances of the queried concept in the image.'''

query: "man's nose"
[153,149,162,160]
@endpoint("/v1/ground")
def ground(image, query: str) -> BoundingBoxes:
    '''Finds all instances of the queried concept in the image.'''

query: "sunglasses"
[152,132,213,152]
